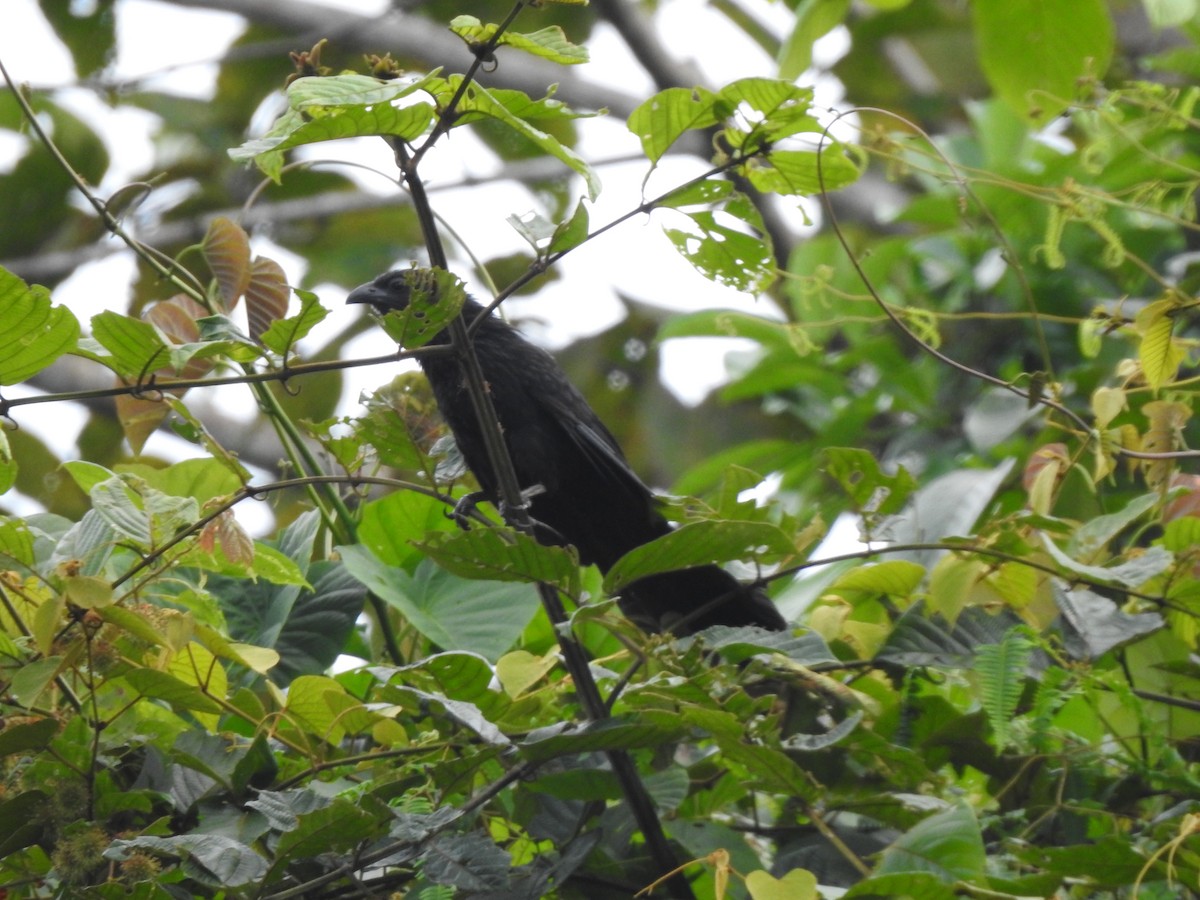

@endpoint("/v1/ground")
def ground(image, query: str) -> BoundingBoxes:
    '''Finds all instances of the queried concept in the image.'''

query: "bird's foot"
[449,491,492,530]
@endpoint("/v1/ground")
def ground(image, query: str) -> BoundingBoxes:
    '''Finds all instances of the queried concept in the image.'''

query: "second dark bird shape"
[348,270,787,635]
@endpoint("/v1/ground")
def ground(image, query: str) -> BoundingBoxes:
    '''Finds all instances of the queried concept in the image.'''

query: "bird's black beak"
[346,281,390,310]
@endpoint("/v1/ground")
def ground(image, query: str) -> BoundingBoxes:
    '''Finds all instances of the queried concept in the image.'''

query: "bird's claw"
[449,491,491,530]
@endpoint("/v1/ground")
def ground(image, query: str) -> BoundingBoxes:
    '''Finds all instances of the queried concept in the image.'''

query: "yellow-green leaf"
[450,16,589,65]
[1136,299,1184,391]
[0,268,80,386]
[496,649,559,698]
[746,868,818,900]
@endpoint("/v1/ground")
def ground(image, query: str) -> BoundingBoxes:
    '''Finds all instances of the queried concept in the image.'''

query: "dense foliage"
[2,0,1200,897]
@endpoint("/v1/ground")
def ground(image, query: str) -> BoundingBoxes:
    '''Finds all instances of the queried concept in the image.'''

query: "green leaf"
[438,77,602,200]
[744,147,863,195]
[0,267,81,385]
[664,210,774,293]
[1014,835,1147,888]
[605,519,795,593]
[358,489,450,567]
[373,268,468,348]
[548,198,590,254]
[228,73,442,175]
[284,674,348,743]
[290,72,439,111]
[417,526,581,594]
[90,311,170,380]
[63,574,114,609]
[11,657,63,707]
[1067,492,1159,560]
[495,649,559,698]
[777,0,851,80]
[518,712,689,762]
[450,16,589,65]
[975,628,1034,749]
[0,429,16,495]
[0,790,48,856]
[0,517,35,568]
[124,668,223,715]
[0,717,59,756]
[746,868,819,900]
[823,448,918,514]
[118,457,242,507]
[275,797,383,860]
[831,560,926,596]
[340,547,540,662]
[397,651,499,704]
[844,872,957,900]
[422,831,512,892]
[657,177,735,209]
[716,740,819,801]
[1136,299,1184,391]
[716,78,817,150]
[877,800,986,881]
[259,288,329,354]
[659,308,814,357]
[973,0,1113,125]
[628,86,719,163]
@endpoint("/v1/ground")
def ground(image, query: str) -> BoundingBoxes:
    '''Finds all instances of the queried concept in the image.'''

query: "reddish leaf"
[146,295,205,343]
[202,217,251,311]
[146,296,213,380]
[115,393,170,456]
[1164,473,1200,523]
[200,510,255,566]
[1022,443,1068,491]
[116,297,216,453]
[245,256,289,343]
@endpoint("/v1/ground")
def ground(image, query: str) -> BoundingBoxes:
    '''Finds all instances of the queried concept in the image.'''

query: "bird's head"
[347,267,471,347]
[346,269,413,313]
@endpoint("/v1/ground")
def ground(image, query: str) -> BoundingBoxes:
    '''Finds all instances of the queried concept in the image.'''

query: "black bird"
[348,270,787,635]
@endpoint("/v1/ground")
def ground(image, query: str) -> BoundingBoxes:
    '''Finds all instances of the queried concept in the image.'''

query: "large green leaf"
[417,526,581,594]
[875,800,986,881]
[973,0,1113,124]
[438,76,602,199]
[628,86,720,163]
[228,73,443,179]
[208,510,359,684]
[0,268,80,385]
[450,16,589,65]
[605,519,796,593]
[340,546,540,663]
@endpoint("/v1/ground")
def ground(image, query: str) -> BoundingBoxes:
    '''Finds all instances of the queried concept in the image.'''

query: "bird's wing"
[540,384,656,505]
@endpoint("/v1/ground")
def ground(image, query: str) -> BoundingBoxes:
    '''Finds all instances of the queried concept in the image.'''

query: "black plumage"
[348,270,787,635]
